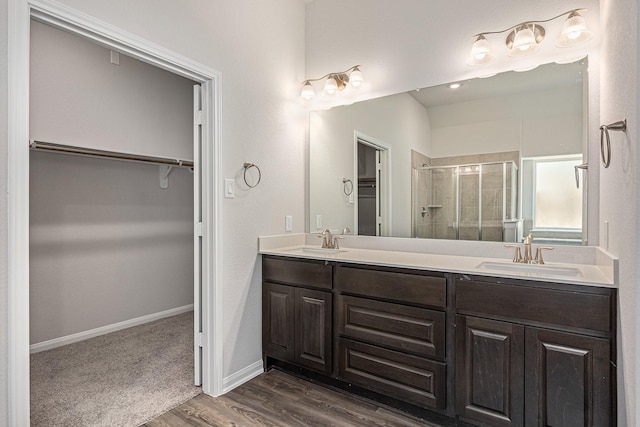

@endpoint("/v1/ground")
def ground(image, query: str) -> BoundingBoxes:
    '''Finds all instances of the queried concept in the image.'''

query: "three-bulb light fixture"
[468,8,593,66]
[300,65,364,100]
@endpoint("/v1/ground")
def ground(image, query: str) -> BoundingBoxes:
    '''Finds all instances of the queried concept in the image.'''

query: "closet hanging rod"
[29,140,194,168]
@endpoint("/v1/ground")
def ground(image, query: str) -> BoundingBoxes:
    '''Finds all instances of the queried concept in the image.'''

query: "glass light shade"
[513,27,536,50]
[508,26,540,57]
[324,77,338,95]
[556,13,592,47]
[349,68,364,87]
[300,82,315,100]
[467,35,494,65]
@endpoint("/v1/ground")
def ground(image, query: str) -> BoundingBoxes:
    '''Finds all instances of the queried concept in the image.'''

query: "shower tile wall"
[416,168,456,239]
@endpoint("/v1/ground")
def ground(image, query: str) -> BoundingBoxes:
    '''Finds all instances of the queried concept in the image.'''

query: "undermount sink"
[284,247,348,255]
[476,261,583,278]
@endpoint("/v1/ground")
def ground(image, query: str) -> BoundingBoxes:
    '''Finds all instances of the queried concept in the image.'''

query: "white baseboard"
[222,360,264,394]
[30,304,194,353]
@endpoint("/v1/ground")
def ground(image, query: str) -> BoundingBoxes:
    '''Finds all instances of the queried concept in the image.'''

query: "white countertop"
[258,234,617,288]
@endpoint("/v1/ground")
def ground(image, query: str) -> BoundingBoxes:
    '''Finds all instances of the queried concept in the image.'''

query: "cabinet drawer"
[456,279,612,334]
[335,265,446,308]
[263,256,332,290]
[338,338,446,410]
[337,295,445,360]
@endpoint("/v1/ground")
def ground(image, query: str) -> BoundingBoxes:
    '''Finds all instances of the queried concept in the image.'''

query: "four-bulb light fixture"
[468,8,593,66]
[300,65,364,100]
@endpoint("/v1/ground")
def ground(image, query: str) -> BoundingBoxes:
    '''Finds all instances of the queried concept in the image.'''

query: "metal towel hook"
[600,119,627,168]
[574,163,588,189]
[342,178,353,196]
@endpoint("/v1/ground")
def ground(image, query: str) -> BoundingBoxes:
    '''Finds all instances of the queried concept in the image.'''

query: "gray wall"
[30,153,194,343]
[29,21,194,344]
[30,20,194,159]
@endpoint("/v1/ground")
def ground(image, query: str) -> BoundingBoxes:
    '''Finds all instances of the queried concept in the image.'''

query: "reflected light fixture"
[468,8,593,65]
[300,65,364,100]
[467,35,494,65]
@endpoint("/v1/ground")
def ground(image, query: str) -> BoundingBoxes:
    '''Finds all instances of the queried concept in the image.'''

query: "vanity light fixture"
[507,24,544,57]
[468,8,593,65]
[300,65,364,100]
[556,10,592,47]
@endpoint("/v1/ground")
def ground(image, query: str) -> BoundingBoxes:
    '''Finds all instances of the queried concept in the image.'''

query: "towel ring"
[243,162,261,188]
[342,178,353,196]
[600,119,627,168]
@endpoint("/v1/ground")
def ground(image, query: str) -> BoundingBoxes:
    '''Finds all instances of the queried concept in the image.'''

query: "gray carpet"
[31,311,202,426]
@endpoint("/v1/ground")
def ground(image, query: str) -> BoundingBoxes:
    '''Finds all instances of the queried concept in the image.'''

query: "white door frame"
[353,131,392,236]
[7,1,224,424]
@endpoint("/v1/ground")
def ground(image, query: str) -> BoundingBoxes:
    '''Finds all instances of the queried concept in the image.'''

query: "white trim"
[8,0,32,425]
[30,305,195,354]
[353,131,393,237]
[28,0,213,82]
[200,75,225,398]
[222,360,264,394]
[8,1,224,423]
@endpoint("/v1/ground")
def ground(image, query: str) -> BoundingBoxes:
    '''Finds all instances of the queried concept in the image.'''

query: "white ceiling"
[409,58,586,108]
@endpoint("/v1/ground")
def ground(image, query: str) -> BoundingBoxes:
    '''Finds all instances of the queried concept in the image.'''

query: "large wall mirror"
[309,59,588,245]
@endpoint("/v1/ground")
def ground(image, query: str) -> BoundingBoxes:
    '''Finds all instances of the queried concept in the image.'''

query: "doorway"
[7,2,222,424]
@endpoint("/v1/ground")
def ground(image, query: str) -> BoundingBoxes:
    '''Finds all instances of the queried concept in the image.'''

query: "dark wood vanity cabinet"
[262,255,616,426]
[334,264,448,411]
[455,275,615,427]
[262,256,332,374]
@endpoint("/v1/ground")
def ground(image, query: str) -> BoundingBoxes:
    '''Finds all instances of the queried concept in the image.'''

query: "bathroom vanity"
[260,237,617,427]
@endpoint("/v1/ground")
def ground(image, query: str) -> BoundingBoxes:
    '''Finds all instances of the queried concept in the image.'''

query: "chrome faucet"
[318,229,344,249]
[505,234,554,264]
[523,233,533,263]
[319,229,334,248]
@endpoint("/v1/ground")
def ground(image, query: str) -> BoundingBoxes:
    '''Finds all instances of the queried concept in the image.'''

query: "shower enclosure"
[413,161,518,242]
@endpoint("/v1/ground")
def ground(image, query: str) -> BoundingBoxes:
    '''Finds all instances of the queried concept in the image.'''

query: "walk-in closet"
[29,20,201,425]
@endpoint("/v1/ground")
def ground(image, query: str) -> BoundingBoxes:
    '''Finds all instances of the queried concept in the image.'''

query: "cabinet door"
[456,315,524,427]
[263,282,295,361]
[525,328,612,427]
[295,288,332,373]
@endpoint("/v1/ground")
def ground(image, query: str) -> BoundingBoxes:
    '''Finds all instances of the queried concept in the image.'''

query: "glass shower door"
[457,165,480,240]
[480,163,505,241]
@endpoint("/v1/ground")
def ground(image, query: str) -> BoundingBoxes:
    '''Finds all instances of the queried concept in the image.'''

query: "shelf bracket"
[159,165,174,189]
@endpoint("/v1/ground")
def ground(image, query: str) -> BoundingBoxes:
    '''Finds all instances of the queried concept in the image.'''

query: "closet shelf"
[29,140,194,168]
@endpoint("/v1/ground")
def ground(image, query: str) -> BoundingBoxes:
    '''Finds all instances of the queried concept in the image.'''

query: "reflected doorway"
[355,134,390,236]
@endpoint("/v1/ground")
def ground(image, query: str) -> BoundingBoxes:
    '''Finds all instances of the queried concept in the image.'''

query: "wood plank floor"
[142,369,441,426]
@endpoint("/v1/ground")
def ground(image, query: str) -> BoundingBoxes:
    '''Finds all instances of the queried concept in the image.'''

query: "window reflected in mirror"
[525,156,583,244]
